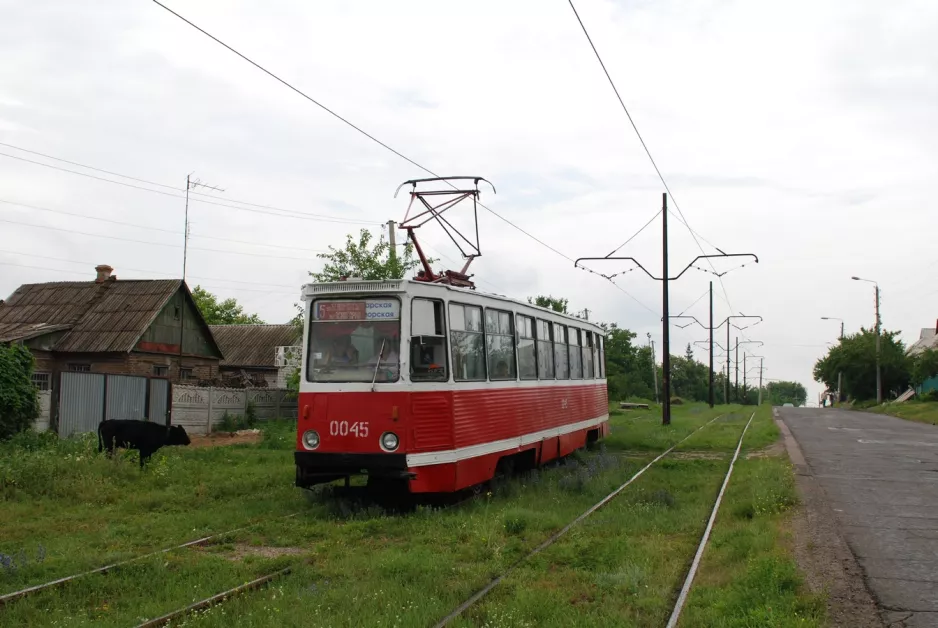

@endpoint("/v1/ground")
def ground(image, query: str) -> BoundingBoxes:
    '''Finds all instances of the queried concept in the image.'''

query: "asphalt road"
[780,407,938,627]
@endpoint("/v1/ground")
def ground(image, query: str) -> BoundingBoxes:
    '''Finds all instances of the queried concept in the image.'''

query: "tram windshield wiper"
[370,338,386,392]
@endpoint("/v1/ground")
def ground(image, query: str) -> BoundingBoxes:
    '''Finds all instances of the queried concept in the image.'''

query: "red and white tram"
[294,278,608,494]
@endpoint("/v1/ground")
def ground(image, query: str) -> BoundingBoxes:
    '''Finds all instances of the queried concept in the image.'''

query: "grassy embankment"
[867,400,938,425]
[0,404,822,627]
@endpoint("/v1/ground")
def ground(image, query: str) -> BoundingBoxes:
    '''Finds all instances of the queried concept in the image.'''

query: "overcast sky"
[1,0,935,402]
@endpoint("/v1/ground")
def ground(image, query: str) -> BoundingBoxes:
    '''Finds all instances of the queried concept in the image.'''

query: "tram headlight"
[381,431,399,452]
[302,430,320,450]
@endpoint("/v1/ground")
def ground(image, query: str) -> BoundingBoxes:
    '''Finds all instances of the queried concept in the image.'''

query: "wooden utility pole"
[388,220,397,265]
[179,174,223,381]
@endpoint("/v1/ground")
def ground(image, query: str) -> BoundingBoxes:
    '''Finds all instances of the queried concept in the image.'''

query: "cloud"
[0,0,935,400]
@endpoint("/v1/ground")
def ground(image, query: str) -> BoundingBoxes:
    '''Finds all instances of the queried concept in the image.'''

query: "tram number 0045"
[329,421,369,437]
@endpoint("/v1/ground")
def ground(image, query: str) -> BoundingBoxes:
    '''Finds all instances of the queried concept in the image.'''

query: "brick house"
[0,265,223,387]
[209,324,301,387]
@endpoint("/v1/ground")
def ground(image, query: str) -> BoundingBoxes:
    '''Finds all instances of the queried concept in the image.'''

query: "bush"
[919,390,938,403]
[0,345,40,440]
[670,396,684,405]
[244,401,258,428]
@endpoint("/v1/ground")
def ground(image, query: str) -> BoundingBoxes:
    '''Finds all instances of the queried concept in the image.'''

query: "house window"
[536,319,554,379]
[411,298,447,382]
[180,368,194,380]
[68,363,90,372]
[485,308,516,380]
[173,305,181,321]
[153,365,169,377]
[517,315,537,380]
[449,303,485,381]
[569,328,583,379]
[31,372,51,391]
[553,323,569,379]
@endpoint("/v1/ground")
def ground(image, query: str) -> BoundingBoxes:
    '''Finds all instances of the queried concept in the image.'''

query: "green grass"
[867,400,938,425]
[0,405,817,627]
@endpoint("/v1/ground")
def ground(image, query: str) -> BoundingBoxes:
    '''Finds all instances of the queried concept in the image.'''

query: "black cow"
[98,420,191,467]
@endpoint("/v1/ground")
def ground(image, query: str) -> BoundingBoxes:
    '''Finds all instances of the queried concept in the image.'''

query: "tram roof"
[301,279,606,333]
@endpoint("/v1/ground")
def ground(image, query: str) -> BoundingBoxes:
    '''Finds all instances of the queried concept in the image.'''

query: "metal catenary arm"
[574,253,759,282]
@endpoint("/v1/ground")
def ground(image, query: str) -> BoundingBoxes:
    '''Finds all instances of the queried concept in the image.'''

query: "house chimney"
[95,264,114,283]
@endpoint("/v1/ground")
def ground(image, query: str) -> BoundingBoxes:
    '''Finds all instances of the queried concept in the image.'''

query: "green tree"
[0,344,40,439]
[766,381,808,407]
[311,228,428,282]
[604,324,656,401]
[684,343,694,362]
[814,328,910,400]
[911,348,938,388]
[527,295,569,314]
[192,286,264,325]
[669,353,711,402]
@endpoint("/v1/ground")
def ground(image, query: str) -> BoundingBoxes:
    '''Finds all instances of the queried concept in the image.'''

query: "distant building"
[908,321,938,356]
[0,264,223,387]
[209,324,301,387]
[907,320,938,395]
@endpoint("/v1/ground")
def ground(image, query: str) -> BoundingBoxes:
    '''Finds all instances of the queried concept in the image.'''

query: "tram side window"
[450,303,486,381]
[411,298,447,382]
[554,323,570,379]
[583,332,594,379]
[569,328,582,379]
[536,319,555,378]
[598,335,605,378]
[517,315,537,380]
[485,309,517,380]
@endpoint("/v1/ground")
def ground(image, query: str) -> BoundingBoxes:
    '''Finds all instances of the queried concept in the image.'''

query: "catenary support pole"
[734,336,739,402]
[758,358,764,405]
[875,284,883,404]
[708,281,714,408]
[661,193,671,425]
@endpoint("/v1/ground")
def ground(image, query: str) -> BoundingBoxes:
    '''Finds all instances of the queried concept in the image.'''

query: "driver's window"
[411,298,448,382]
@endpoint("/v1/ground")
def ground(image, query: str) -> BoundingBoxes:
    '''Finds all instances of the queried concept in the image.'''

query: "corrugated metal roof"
[0,279,213,354]
[210,324,300,368]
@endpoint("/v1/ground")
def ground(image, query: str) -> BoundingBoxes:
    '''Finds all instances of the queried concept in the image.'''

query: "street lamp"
[820,316,844,340]
[851,277,881,404]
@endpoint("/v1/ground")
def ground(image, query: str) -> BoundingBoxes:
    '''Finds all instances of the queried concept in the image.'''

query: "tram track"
[432,412,729,628]
[665,411,756,628]
[0,513,299,607]
[133,567,292,628]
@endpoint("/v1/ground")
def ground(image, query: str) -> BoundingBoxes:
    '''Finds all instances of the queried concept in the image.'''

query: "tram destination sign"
[315,299,400,321]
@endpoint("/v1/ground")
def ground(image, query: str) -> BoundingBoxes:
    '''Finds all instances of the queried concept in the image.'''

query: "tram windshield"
[307,298,401,383]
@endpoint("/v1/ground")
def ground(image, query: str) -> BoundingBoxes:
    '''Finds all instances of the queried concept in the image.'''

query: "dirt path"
[188,429,263,448]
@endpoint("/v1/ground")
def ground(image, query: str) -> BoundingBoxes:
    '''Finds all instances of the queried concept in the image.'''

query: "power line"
[0,249,301,289]
[0,151,372,226]
[565,0,737,312]
[0,259,298,296]
[607,209,661,257]
[0,198,327,253]
[676,288,710,317]
[0,217,319,262]
[0,140,372,224]
[149,0,577,265]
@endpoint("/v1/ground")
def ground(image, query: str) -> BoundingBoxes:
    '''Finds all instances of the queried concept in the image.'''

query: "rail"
[433,412,727,627]
[0,513,298,606]
[665,411,756,628]
[134,568,292,628]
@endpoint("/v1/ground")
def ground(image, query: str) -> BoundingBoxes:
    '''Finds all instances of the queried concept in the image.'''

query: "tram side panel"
[406,382,608,493]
